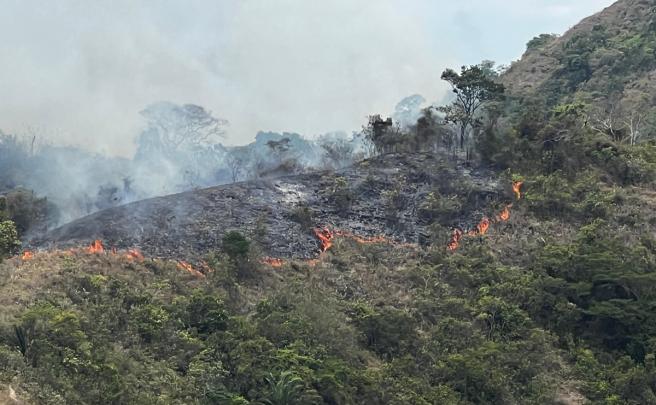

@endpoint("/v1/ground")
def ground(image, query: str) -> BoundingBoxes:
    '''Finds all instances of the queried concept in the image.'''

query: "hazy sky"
[0,0,615,156]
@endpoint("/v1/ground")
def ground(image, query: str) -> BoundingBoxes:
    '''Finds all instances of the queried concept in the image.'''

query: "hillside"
[503,0,656,113]
[5,0,656,404]
[31,153,506,262]
[0,199,591,404]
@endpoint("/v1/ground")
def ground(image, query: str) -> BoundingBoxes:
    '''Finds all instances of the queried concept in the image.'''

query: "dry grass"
[0,250,208,323]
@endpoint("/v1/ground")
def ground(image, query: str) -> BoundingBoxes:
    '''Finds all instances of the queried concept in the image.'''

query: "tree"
[261,371,319,405]
[139,102,228,153]
[226,148,248,183]
[438,64,505,149]
[319,137,354,169]
[363,115,401,155]
[587,102,650,146]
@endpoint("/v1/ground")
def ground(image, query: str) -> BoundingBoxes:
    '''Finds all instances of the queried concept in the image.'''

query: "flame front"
[21,250,34,260]
[177,260,205,277]
[447,181,523,251]
[512,181,523,200]
[314,227,335,252]
[126,249,144,261]
[447,228,464,251]
[496,205,511,222]
[313,226,411,254]
[87,240,104,254]
[477,217,490,235]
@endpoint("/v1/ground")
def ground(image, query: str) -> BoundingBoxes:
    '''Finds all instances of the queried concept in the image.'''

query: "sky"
[0,0,616,156]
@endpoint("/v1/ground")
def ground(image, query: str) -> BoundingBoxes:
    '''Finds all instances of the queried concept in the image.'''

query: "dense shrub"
[0,220,20,259]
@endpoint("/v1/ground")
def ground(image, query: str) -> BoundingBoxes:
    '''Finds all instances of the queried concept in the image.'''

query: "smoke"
[0,0,451,156]
[0,102,371,227]
[0,0,616,231]
[0,0,614,157]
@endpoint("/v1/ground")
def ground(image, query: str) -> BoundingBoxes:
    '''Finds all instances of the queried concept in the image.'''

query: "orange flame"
[262,257,284,267]
[314,227,335,252]
[21,250,34,260]
[199,260,214,273]
[177,260,205,278]
[447,228,464,251]
[87,240,104,254]
[126,249,144,262]
[314,227,415,254]
[305,258,320,267]
[496,205,511,222]
[512,181,523,200]
[477,217,490,235]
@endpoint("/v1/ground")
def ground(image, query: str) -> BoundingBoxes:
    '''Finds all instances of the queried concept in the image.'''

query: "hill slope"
[32,153,506,261]
[503,0,656,113]
[6,1,656,403]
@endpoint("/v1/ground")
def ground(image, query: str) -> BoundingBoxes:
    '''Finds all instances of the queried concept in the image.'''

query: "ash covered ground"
[32,152,510,260]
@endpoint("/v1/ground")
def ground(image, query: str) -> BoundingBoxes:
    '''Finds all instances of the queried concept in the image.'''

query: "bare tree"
[140,102,228,152]
[226,148,248,183]
[624,110,646,146]
[588,104,648,145]
[319,137,354,169]
[588,104,625,143]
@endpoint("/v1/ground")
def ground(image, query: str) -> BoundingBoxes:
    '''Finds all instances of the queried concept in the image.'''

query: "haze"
[0,0,614,156]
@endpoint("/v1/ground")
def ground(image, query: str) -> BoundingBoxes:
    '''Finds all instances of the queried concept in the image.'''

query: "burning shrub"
[0,220,20,259]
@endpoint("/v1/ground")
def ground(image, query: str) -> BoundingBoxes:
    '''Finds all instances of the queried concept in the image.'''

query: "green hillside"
[4,1,656,404]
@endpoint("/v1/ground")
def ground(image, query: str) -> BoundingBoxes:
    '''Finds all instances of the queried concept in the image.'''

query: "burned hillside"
[32,152,511,260]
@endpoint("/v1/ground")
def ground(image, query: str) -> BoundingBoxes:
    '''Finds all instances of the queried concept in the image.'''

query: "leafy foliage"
[439,64,505,149]
[0,220,20,259]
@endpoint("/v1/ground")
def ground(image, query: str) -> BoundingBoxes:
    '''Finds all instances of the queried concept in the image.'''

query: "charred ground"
[32,152,512,261]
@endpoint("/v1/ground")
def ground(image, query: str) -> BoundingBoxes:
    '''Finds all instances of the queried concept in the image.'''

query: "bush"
[0,188,58,236]
[0,220,20,259]
[418,191,462,224]
[222,231,250,260]
[290,205,313,230]
[526,33,558,51]
[328,176,354,213]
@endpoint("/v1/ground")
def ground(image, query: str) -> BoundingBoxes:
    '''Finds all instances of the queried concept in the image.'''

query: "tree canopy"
[439,64,505,149]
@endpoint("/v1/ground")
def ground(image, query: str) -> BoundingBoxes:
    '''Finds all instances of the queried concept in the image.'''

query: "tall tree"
[139,101,228,154]
[439,64,505,149]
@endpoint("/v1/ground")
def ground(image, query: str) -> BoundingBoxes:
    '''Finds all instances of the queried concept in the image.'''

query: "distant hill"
[502,0,656,114]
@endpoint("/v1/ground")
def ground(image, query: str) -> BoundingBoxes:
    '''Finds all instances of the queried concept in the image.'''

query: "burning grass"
[446,181,522,251]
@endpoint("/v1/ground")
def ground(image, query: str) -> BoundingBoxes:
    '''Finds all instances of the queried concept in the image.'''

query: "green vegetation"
[438,64,505,150]
[326,176,353,214]
[0,220,20,259]
[4,189,656,404]
[7,3,656,404]
[0,188,57,237]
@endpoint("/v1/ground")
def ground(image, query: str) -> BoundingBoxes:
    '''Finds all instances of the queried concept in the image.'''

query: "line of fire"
[16,180,524,271]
